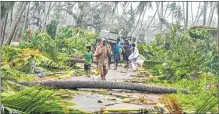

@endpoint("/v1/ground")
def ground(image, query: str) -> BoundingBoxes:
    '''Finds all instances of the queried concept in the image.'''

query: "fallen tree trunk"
[21,80,188,94]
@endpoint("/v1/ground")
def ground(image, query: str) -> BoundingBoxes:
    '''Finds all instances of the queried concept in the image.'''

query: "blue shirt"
[114,43,121,53]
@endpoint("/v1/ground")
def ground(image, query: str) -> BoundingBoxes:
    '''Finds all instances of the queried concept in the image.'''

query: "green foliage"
[1,86,84,114]
[1,65,36,92]
[2,46,22,63]
[55,26,98,54]
[188,26,218,39]
[146,73,218,112]
[18,32,58,61]
[36,55,66,70]
[46,19,59,38]
[139,24,218,80]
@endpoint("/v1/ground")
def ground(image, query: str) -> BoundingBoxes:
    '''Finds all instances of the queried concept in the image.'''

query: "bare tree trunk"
[22,80,189,94]
[217,2,219,53]
[23,2,30,34]
[42,2,52,31]
[6,2,28,45]
[160,2,163,31]
[164,2,169,18]
[130,6,146,36]
[146,9,158,31]
[191,2,194,23]
[208,3,216,27]
[10,7,13,26]
[183,2,185,26]
[185,2,189,30]
[2,12,9,44]
[217,2,219,91]
[203,2,208,26]
[195,2,201,22]
[21,2,30,41]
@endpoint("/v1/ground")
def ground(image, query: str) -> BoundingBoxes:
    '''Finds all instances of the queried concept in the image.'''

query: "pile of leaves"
[1,86,85,114]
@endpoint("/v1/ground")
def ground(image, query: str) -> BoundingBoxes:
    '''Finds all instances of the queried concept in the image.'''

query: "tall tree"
[1,1,15,45]
[191,2,194,23]
[203,2,208,26]
[185,2,189,30]
[217,2,219,53]
[208,2,216,27]
[6,2,28,45]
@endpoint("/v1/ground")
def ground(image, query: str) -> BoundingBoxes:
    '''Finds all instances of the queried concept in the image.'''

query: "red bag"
[93,51,99,57]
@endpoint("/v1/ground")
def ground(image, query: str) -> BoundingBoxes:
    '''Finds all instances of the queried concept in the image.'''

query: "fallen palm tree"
[67,58,114,64]
[21,80,188,94]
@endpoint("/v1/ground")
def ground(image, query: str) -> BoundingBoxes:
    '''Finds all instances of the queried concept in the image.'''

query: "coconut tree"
[203,2,208,26]
[22,80,189,94]
[207,2,217,27]
[184,2,189,30]
[6,2,28,45]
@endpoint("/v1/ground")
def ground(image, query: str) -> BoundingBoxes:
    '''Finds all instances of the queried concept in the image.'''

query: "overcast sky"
[115,2,218,23]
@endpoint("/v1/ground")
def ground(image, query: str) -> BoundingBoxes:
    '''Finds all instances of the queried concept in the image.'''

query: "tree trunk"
[195,2,201,22]
[130,6,146,36]
[146,9,158,31]
[6,2,28,45]
[10,7,13,26]
[191,2,194,23]
[164,2,169,18]
[208,3,216,27]
[21,80,188,94]
[0,19,3,66]
[203,2,208,26]
[217,2,219,53]
[185,2,189,30]
[1,12,8,45]
[22,2,30,40]
[42,2,52,31]
[160,2,163,31]
[183,2,185,27]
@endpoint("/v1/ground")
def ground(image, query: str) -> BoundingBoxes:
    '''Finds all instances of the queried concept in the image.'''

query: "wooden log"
[21,80,189,94]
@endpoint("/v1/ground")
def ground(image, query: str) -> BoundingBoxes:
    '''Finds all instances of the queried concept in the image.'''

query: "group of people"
[82,38,139,80]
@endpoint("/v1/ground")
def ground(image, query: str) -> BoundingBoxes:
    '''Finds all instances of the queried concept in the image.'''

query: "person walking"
[104,39,112,68]
[128,43,139,72]
[83,46,93,77]
[113,39,121,70]
[94,39,110,80]
[123,38,132,68]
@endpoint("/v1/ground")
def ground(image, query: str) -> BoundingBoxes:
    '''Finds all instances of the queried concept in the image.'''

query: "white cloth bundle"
[128,47,139,60]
